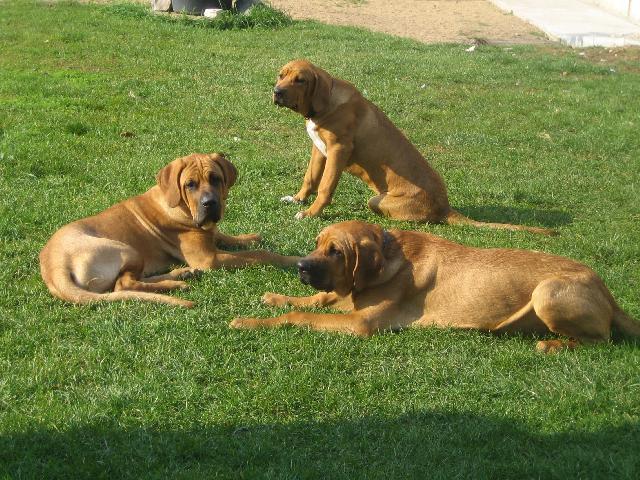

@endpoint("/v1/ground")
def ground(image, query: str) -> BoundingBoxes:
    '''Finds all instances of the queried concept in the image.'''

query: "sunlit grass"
[0,1,638,478]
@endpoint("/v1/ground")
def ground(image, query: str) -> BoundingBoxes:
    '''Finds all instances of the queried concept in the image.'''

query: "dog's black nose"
[297,259,312,273]
[297,260,312,285]
[273,86,285,97]
[201,196,219,209]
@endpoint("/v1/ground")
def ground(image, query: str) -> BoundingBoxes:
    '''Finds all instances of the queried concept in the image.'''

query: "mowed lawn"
[1,1,639,478]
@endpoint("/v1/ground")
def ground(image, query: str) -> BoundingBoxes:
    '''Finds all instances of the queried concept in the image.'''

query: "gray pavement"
[490,0,640,46]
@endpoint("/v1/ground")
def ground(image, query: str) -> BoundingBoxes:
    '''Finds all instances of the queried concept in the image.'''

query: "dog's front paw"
[230,317,262,329]
[281,195,303,204]
[262,292,289,307]
[294,210,309,220]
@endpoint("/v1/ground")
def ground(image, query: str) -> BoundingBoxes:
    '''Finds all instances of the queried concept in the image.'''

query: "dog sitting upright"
[273,60,554,235]
[40,153,299,307]
[231,220,639,351]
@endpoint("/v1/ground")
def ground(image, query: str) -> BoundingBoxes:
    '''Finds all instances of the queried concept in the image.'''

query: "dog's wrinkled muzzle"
[195,194,222,228]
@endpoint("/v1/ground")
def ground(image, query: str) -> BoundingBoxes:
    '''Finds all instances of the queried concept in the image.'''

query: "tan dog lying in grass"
[273,59,554,235]
[40,153,299,308]
[231,221,638,351]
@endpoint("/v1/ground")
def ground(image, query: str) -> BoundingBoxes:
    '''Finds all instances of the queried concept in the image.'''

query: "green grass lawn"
[1,1,639,478]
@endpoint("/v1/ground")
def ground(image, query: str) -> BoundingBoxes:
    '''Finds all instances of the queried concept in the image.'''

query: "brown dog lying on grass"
[231,221,638,351]
[273,59,554,235]
[40,153,299,308]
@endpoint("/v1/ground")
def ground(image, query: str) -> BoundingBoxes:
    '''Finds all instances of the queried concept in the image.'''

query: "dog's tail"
[445,209,557,236]
[612,308,640,338]
[40,261,193,308]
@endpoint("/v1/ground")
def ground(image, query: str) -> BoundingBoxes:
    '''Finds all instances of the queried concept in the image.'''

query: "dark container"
[171,0,232,15]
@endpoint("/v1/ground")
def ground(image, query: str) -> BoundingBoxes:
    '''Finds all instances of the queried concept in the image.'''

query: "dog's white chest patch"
[306,120,327,157]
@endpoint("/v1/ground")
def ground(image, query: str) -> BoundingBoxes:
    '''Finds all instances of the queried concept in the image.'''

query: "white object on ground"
[151,0,171,12]
[204,8,223,18]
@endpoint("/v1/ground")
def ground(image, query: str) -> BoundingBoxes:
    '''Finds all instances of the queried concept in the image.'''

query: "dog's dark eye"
[294,77,305,84]
[328,245,342,257]
[185,180,197,190]
[278,73,284,80]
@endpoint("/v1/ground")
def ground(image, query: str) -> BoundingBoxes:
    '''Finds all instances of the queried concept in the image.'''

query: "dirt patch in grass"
[524,44,640,73]
[268,0,549,44]
[579,46,640,72]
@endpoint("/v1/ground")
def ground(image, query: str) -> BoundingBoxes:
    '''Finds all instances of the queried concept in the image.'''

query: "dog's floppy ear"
[216,154,238,188]
[310,66,332,116]
[156,158,185,208]
[352,235,385,292]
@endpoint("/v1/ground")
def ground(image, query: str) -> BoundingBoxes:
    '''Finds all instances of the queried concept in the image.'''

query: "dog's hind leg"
[111,254,189,293]
[491,300,547,335]
[492,275,613,352]
[142,267,201,283]
[116,271,188,293]
[70,237,139,293]
[531,275,613,352]
[368,193,444,222]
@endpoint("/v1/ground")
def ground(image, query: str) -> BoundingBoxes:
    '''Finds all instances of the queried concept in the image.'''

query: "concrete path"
[490,0,640,46]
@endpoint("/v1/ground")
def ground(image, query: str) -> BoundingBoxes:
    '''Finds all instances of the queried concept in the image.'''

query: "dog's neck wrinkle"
[125,189,193,248]
[151,187,194,228]
[124,200,177,250]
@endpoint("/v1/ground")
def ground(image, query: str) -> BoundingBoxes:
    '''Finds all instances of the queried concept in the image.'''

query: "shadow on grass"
[1,410,637,478]
[457,205,573,228]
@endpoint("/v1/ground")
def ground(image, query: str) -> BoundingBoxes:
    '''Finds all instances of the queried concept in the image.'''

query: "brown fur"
[273,59,554,235]
[40,153,299,308]
[231,221,639,351]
